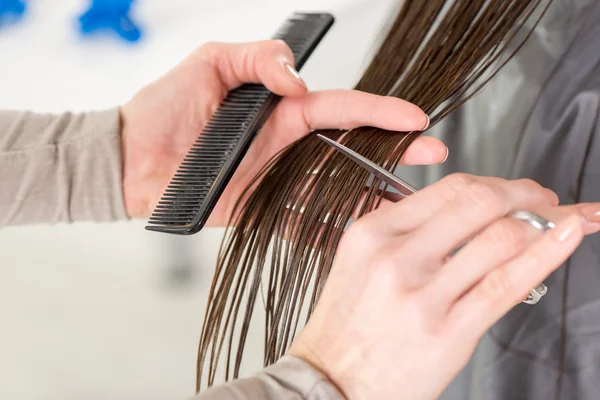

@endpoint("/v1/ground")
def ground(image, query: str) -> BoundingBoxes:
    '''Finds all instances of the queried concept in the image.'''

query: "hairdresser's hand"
[120,40,443,223]
[289,174,600,399]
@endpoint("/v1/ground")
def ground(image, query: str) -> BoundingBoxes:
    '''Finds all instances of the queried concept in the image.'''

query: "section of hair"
[196,0,552,390]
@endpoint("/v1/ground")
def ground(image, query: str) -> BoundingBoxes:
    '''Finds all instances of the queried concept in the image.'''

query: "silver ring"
[509,210,554,305]
[509,210,555,232]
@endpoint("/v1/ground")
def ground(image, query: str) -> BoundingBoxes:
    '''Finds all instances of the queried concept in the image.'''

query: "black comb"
[145,12,334,234]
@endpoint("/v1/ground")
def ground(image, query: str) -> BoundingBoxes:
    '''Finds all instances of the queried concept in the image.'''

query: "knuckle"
[482,269,515,302]
[393,234,427,265]
[335,91,351,123]
[244,49,256,77]
[463,181,506,213]
[486,219,528,252]
[370,240,412,279]
[572,206,589,222]
[434,173,476,203]
[272,39,292,53]
[515,178,540,190]
[196,41,220,55]
[343,220,375,248]
[376,241,408,269]
[443,172,476,189]
[260,39,293,60]
[514,178,550,200]
[367,95,382,124]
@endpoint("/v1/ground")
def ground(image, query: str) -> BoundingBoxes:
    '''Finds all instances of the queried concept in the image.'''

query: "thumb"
[194,40,308,97]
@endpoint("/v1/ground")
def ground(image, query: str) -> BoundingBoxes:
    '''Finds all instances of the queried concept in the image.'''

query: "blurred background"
[0,0,401,398]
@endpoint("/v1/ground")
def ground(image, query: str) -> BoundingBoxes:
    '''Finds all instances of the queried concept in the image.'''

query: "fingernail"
[422,114,430,130]
[553,216,580,242]
[545,189,559,206]
[442,146,449,163]
[283,61,307,88]
[578,203,600,234]
[579,203,600,223]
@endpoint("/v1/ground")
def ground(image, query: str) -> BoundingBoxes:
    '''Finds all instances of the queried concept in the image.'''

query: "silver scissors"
[317,134,551,305]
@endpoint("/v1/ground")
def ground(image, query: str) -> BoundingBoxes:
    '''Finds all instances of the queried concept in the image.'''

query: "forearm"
[0,108,128,227]
[194,356,345,400]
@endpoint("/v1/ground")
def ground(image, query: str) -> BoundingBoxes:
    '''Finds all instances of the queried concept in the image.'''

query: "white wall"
[0,1,398,398]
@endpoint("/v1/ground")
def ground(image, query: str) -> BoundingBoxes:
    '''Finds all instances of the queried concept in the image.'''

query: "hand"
[288,173,600,399]
[120,40,445,225]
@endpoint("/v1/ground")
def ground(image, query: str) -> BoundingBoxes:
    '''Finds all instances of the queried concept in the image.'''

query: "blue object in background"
[78,0,142,43]
[0,0,27,26]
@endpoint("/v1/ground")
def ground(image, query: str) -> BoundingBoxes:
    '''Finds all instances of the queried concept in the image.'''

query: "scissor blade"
[317,134,417,197]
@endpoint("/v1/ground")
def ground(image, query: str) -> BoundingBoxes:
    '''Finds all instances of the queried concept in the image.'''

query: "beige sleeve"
[0,111,344,399]
[194,356,345,400]
[0,108,128,227]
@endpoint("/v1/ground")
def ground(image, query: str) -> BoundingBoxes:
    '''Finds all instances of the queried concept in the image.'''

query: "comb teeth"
[146,12,334,235]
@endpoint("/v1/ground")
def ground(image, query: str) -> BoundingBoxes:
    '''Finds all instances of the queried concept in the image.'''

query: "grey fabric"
[0,108,128,226]
[194,356,345,400]
[395,1,600,399]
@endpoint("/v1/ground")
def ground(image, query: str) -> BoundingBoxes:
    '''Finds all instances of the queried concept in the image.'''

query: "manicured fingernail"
[283,61,307,88]
[545,189,559,206]
[442,146,449,163]
[579,203,600,223]
[422,114,430,130]
[553,216,580,242]
[578,203,600,234]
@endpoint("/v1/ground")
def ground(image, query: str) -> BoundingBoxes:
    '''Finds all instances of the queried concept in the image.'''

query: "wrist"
[288,338,351,399]
[119,105,146,219]
[119,106,134,217]
[273,354,348,400]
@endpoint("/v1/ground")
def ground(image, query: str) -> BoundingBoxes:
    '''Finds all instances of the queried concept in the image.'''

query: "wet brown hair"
[196,0,552,390]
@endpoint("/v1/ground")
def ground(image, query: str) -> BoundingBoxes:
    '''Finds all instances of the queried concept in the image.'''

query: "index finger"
[359,173,559,237]
[291,89,430,133]
[272,90,442,165]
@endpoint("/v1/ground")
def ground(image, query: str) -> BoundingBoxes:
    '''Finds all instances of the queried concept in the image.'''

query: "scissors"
[317,134,551,305]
